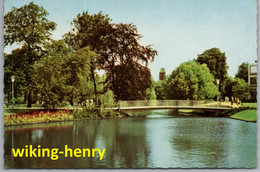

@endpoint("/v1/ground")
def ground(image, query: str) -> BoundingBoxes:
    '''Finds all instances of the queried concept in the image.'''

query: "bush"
[72,105,100,119]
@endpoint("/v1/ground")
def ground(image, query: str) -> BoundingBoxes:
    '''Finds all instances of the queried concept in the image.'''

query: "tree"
[146,88,157,100]
[235,62,249,82]
[64,11,111,102]
[32,40,72,108]
[4,2,56,107]
[33,55,67,109]
[112,60,152,100]
[64,12,157,101]
[154,80,167,100]
[64,47,97,106]
[4,49,28,104]
[33,45,97,108]
[197,48,228,82]
[222,76,235,101]
[166,61,219,100]
[101,23,157,100]
[232,78,249,102]
[146,78,157,100]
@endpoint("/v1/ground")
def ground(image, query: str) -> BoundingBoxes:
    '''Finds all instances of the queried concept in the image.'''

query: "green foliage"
[65,12,157,101]
[235,62,249,82]
[72,105,100,119]
[4,2,56,107]
[64,47,97,105]
[166,61,219,100]
[222,76,235,100]
[146,88,157,100]
[4,2,56,47]
[98,90,115,109]
[4,49,28,102]
[154,80,167,99]
[222,76,249,102]
[33,43,97,108]
[64,11,111,51]
[33,55,67,109]
[197,48,228,84]
[72,105,123,119]
[232,78,249,101]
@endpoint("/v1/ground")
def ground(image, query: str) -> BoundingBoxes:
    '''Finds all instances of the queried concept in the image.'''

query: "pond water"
[4,110,257,168]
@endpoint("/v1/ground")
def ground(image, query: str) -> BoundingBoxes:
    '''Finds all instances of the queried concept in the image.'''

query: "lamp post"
[11,76,15,109]
[216,79,220,102]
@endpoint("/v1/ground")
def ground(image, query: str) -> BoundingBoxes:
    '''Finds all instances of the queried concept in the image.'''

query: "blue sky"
[4,0,257,80]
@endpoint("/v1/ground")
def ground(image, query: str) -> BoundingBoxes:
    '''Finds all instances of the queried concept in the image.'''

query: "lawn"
[230,110,257,122]
[242,103,257,108]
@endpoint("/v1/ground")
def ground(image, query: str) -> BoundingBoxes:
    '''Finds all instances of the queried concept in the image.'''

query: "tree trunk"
[90,61,98,103]
[27,89,32,108]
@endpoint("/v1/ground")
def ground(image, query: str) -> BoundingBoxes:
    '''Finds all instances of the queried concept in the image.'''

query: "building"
[159,68,166,80]
[248,61,257,101]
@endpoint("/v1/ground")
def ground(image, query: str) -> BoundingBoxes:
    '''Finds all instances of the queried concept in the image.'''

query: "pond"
[4,110,257,168]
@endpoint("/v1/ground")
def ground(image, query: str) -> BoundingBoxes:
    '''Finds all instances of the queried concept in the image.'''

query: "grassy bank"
[230,110,257,122]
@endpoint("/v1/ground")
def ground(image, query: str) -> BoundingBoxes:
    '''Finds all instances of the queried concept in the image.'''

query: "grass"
[230,110,257,122]
[178,109,194,113]
[242,103,257,108]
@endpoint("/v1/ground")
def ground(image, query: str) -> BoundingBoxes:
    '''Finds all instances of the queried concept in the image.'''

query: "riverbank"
[4,108,128,126]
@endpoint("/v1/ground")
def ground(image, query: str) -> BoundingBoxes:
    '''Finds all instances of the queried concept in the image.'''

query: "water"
[4,110,257,168]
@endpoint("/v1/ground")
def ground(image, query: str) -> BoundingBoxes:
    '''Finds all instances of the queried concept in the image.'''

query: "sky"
[4,0,257,80]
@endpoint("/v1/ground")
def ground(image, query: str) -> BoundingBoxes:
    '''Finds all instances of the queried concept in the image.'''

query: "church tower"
[159,68,166,80]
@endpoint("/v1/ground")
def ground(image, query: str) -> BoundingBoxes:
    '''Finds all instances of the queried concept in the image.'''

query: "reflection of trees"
[99,118,150,168]
[4,119,150,168]
[169,118,229,168]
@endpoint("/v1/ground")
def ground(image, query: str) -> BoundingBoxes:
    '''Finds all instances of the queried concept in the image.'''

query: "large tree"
[32,40,72,108]
[64,11,157,100]
[4,48,28,104]
[166,61,219,100]
[222,76,235,101]
[232,78,249,102]
[64,47,97,106]
[154,80,167,100]
[112,60,152,100]
[235,62,249,82]
[4,2,56,107]
[33,44,97,108]
[197,48,228,82]
[64,11,111,102]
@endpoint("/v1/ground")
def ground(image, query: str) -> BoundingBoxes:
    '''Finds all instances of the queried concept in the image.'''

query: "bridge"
[115,100,236,111]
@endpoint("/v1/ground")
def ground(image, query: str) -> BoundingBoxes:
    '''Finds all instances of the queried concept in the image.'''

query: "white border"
[0,0,259,171]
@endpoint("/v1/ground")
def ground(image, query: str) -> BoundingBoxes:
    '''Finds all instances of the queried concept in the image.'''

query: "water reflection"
[4,111,257,168]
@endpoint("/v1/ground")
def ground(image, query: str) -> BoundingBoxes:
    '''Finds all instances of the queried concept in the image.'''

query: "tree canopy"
[197,48,228,82]
[232,78,249,101]
[4,2,56,107]
[64,11,157,100]
[165,61,219,100]
[235,62,249,82]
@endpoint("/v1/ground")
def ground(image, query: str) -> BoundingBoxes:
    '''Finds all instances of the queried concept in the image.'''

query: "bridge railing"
[117,100,232,108]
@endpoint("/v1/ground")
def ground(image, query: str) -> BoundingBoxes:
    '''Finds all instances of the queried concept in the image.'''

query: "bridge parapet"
[117,100,234,108]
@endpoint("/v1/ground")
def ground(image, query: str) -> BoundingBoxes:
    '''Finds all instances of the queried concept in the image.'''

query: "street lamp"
[11,76,15,109]
[216,79,220,102]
